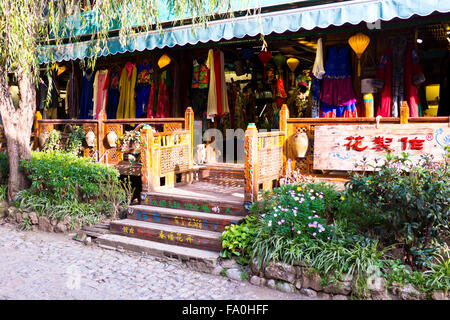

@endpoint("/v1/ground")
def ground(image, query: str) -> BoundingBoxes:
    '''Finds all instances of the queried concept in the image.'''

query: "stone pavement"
[0,224,314,300]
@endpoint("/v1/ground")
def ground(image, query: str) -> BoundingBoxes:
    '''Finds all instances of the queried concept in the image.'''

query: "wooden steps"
[198,163,245,187]
[141,191,247,217]
[110,219,223,251]
[96,234,220,263]
[127,205,241,232]
[107,167,248,255]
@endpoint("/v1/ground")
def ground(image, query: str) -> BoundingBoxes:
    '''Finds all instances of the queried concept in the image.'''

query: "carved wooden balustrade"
[244,103,450,202]
[244,125,286,203]
[33,107,195,191]
[282,105,449,179]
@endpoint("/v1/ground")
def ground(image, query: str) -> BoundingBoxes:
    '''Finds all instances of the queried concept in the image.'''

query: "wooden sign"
[313,124,450,171]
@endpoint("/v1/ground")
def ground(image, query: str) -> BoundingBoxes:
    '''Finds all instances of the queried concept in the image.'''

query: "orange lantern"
[158,54,171,69]
[287,57,300,85]
[348,33,370,77]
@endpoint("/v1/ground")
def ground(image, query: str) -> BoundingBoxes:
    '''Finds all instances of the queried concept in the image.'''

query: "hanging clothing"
[311,38,325,118]
[78,70,95,119]
[312,38,326,80]
[105,66,121,119]
[93,69,108,119]
[116,62,137,119]
[275,78,287,109]
[438,52,450,116]
[66,62,81,119]
[404,43,425,117]
[311,77,321,118]
[375,38,425,117]
[375,48,393,117]
[135,62,153,118]
[155,69,172,118]
[320,46,357,118]
[206,49,229,119]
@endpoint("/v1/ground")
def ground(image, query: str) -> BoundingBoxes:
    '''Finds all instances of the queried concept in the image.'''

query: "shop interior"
[31,17,450,163]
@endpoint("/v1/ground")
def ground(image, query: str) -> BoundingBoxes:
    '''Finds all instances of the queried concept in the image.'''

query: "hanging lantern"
[286,57,300,86]
[158,54,171,69]
[348,33,370,77]
[273,53,286,69]
[258,50,272,65]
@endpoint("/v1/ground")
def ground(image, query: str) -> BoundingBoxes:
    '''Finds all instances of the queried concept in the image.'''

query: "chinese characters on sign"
[313,124,449,172]
[345,136,425,152]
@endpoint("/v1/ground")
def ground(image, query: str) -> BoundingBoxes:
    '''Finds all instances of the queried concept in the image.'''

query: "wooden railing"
[244,103,450,202]
[281,105,450,178]
[33,107,195,191]
[244,125,285,203]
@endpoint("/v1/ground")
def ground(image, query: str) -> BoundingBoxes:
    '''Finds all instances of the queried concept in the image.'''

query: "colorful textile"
[320,45,357,118]
[311,77,321,118]
[404,43,425,117]
[105,66,121,119]
[78,70,95,119]
[276,78,287,109]
[206,49,229,119]
[155,69,172,118]
[375,48,393,117]
[135,62,153,118]
[93,69,108,119]
[116,62,137,119]
[375,37,425,117]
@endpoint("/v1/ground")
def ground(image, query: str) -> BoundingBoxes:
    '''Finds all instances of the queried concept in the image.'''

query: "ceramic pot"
[106,131,117,148]
[292,132,309,158]
[85,131,96,147]
[38,131,49,149]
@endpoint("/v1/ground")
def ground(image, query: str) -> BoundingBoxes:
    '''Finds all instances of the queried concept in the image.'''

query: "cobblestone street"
[0,224,311,300]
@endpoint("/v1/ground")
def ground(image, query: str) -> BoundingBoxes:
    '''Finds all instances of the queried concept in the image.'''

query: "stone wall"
[215,257,450,301]
[0,201,81,233]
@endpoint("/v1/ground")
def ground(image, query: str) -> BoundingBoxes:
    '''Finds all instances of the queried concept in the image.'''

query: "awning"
[41,0,450,63]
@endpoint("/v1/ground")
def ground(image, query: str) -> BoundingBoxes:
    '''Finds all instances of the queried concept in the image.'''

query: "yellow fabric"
[116,64,137,119]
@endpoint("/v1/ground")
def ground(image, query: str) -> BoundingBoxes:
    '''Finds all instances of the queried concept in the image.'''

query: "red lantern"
[258,51,272,65]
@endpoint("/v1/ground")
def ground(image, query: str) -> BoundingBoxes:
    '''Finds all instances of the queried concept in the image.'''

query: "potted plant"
[119,129,141,153]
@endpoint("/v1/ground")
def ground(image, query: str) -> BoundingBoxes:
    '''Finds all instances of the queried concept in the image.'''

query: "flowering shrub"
[255,183,337,241]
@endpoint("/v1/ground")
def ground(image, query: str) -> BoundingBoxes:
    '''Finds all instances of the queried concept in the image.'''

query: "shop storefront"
[35,0,450,190]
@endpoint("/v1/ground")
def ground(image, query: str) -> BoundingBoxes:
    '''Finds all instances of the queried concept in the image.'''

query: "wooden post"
[33,111,42,150]
[185,107,194,168]
[400,101,409,124]
[244,123,259,203]
[279,104,289,175]
[97,109,106,162]
[140,126,153,193]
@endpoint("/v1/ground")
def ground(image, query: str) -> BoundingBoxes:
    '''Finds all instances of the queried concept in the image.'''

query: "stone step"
[110,219,223,251]
[141,191,247,216]
[96,233,219,269]
[127,205,242,232]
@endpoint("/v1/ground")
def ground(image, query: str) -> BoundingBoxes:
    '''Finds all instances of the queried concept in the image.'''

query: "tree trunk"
[0,67,36,202]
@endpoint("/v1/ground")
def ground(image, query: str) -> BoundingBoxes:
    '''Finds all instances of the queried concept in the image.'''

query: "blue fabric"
[321,101,357,118]
[78,72,95,119]
[324,46,352,78]
[41,0,450,63]
[106,67,121,119]
[135,62,153,118]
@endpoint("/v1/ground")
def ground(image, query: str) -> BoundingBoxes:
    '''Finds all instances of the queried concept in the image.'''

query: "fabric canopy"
[41,0,450,63]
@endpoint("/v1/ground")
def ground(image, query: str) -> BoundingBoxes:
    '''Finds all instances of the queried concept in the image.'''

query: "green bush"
[220,215,258,262]
[345,153,450,269]
[20,151,120,202]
